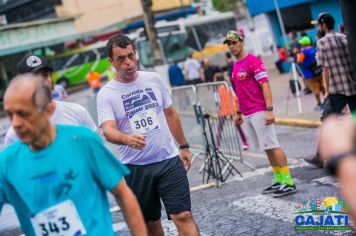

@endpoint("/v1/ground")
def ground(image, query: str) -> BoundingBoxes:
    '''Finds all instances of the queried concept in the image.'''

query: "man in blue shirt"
[168,60,185,87]
[0,74,147,236]
[297,36,325,109]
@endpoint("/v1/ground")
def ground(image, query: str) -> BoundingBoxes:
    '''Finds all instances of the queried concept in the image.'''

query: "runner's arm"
[322,66,330,95]
[101,120,127,145]
[317,43,329,96]
[319,116,356,220]
[101,120,145,148]
[164,106,188,147]
[261,82,275,125]
[164,106,192,170]
[261,82,273,108]
[112,179,147,236]
[338,158,356,221]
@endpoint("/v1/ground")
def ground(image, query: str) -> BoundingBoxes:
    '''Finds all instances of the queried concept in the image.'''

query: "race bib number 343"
[129,109,160,134]
[31,200,86,236]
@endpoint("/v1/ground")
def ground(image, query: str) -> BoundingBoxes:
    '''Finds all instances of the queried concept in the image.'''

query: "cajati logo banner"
[294,197,352,231]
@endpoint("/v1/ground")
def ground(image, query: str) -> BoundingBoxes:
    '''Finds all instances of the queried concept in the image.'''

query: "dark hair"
[106,34,135,59]
[317,29,326,39]
[318,13,335,30]
[290,31,298,38]
[301,31,307,37]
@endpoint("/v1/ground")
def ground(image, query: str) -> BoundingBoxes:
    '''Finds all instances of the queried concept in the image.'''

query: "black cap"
[317,13,335,27]
[17,54,53,74]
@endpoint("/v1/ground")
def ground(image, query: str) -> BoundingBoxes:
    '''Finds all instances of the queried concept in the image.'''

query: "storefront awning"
[0,17,79,57]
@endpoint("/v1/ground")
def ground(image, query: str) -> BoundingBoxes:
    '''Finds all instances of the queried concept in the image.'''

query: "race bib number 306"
[129,109,160,134]
[31,200,86,236]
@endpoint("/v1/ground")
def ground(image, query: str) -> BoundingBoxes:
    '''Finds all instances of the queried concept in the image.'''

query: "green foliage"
[212,0,236,12]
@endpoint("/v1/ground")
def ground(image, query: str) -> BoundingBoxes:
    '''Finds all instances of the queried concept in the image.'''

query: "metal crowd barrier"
[87,93,98,126]
[172,82,255,184]
[171,85,204,163]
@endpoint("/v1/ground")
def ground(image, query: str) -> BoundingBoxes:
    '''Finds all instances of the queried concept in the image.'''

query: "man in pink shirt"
[224,31,297,197]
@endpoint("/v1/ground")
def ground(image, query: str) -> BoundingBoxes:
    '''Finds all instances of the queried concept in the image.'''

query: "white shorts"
[244,111,280,151]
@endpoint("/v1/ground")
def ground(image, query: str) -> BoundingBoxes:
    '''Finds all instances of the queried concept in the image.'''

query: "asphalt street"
[0,87,354,235]
[1,124,354,235]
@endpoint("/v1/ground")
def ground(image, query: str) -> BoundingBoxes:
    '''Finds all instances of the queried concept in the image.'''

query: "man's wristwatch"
[327,150,356,176]
[179,143,190,150]
[266,106,273,111]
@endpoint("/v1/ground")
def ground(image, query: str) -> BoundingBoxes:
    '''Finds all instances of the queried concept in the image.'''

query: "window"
[281,3,313,34]
[137,40,154,67]
[137,33,189,68]
[161,34,189,63]
[4,0,57,23]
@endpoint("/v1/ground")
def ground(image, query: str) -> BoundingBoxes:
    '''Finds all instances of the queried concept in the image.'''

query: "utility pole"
[273,0,288,48]
[140,0,163,65]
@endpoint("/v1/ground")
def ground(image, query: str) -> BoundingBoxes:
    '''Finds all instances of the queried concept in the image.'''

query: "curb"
[177,111,321,129]
[275,118,321,128]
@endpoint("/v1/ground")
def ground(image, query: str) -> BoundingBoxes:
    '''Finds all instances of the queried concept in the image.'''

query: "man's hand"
[265,111,275,125]
[180,148,192,171]
[323,91,329,100]
[234,114,244,126]
[319,115,354,161]
[125,134,146,149]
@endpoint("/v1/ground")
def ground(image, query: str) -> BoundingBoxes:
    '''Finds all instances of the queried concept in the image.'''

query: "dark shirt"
[204,65,222,82]
[289,41,301,62]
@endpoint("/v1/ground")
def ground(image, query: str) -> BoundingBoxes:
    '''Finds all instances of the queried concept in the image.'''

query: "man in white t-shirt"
[3,54,96,148]
[184,52,202,85]
[97,34,200,236]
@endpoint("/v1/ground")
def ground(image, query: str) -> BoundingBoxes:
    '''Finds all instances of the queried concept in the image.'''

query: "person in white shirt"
[51,84,68,101]
[97,34,200,236]
[184,52,202,85]
[3,54,96,148]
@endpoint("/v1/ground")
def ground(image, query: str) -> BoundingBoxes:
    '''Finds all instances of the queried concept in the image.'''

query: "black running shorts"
[124,156,191,222]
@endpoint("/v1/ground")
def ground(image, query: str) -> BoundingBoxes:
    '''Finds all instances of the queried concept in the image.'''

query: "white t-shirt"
[184,58,201,80]
[97,71,179,165]
[4,101,97,147]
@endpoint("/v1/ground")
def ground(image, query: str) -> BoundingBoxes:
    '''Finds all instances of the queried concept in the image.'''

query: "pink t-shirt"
[232,54,268,116]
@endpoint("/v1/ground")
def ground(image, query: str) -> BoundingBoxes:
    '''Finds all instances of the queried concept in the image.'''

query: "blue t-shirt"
[168,64,185,86]
[0,125,130,236]
[300,46,318,79]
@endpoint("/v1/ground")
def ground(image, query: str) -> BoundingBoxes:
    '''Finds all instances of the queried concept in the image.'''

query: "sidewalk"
[263,56,321,127]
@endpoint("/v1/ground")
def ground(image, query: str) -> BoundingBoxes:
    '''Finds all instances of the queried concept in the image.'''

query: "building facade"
[0,0,192,33]
[246,0,343,47]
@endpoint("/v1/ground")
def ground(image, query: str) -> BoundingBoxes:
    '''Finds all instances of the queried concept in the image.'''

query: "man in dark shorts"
[97,34,200,236]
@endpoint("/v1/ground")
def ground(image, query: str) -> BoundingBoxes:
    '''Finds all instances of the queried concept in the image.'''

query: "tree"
[140,0,163,65]
[212,0,237,12]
